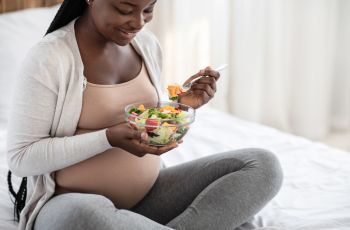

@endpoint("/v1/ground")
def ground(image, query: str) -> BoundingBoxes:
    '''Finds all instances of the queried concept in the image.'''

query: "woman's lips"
[118,29,139,39]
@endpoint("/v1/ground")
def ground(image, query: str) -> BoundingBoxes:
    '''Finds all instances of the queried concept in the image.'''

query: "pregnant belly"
[55,148,161,209]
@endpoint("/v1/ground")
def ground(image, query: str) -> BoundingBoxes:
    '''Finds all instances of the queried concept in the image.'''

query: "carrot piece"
[167,85,182,98]
[138,104,145,112]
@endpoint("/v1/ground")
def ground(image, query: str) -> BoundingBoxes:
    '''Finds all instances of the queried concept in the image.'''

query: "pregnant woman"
[7,0,283,229]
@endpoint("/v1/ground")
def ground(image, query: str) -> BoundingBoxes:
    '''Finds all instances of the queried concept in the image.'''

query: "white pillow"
[0,5,60,125]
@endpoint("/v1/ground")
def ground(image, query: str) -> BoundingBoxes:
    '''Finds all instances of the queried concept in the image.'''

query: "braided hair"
[7,0,88,222]
[46,0,87,35]
[7,171,27,221]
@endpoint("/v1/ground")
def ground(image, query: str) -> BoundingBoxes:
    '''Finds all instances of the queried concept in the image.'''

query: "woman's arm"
[6,44,112,177]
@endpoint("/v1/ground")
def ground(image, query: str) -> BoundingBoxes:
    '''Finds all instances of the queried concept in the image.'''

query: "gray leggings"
[34,148,283,230]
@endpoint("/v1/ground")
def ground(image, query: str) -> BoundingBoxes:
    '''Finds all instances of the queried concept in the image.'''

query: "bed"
[1,2,350,230]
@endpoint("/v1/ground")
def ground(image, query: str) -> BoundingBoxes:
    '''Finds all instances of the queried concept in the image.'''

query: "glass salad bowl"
[124,101,195,146]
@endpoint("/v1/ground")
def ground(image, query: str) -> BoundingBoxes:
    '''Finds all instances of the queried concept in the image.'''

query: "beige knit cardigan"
[7,18,167,230]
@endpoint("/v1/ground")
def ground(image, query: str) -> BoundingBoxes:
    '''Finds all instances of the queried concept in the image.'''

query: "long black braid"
[46,0,87,35]
[7,171,27,221]
[7,0,88,222]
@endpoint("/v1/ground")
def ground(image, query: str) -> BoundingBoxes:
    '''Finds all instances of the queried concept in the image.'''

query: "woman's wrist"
[105,128,116,147]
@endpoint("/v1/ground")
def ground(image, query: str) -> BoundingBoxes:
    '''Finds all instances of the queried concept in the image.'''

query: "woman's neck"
[75,13,120,52]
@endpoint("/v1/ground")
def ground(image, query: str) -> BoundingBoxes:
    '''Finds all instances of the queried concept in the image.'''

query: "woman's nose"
[130,14,146,30]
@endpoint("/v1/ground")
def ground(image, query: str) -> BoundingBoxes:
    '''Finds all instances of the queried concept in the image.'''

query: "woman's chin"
[115,40,132,46]
[110,31,138,46]
[111,37,133,46]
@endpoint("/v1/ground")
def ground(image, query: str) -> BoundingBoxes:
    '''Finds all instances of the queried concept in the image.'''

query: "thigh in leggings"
[33,193,172,230]
[131,148,283,230]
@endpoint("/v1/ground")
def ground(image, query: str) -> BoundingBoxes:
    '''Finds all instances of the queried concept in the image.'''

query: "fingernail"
[141,132,148,140]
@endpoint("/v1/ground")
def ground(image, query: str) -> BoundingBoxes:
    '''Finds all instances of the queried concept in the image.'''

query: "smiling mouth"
[118,29,140,37]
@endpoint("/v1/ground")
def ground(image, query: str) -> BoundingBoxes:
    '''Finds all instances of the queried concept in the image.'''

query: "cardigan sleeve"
[6,42,113,177]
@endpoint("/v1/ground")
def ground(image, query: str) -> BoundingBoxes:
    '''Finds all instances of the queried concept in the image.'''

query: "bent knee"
[251,148,283,195]
[234,148,283,196]
[220,148,283,195]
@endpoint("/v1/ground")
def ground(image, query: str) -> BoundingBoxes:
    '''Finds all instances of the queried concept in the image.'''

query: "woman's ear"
[86,0,92,5]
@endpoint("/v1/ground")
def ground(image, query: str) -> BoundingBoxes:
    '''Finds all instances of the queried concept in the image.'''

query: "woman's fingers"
[183,69,206,86]
[109,123,181,157]
[126,127,148,141]
[191,82,215,98]
[130,139,158,156]
[194,77,217,92]
[203,67,220,81]
[122,122,183,156]
[148,142,178,155]
[130,139,179,156]
[195,90,211,103]
[157,142,178,152]
[183,66,220,87]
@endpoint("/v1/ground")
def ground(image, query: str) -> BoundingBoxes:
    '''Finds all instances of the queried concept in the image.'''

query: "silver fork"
[181,64,228,92]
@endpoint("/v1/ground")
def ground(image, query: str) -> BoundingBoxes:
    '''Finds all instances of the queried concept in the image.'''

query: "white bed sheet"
[0,124,18,230]
[1,107,350,230]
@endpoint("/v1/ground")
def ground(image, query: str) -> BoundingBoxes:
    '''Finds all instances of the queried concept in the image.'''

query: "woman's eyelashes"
[114,6,154,15]
[114,6,132,15]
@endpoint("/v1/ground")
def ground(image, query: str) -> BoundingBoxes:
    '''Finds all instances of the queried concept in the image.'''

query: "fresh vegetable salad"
[125,102,195,146]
